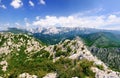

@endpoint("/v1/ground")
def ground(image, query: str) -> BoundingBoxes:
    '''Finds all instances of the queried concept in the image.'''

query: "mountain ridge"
[0,32,120,78]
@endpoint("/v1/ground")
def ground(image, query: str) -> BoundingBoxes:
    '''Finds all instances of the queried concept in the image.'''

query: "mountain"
[80,32,120,47]
[1,27,102,45]
[79,32,120,71]
[3,27,120,46]
[32,27,103,45]
[32,28,120,71]
[1,27,120,72]
[0,32,119,78]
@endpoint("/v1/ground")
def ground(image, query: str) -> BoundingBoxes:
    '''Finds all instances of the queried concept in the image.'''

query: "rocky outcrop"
[43,73,57,78]
[92,67,120,78]
[0,60,7,72]
[18,73,37,78]
[90,46,120,70]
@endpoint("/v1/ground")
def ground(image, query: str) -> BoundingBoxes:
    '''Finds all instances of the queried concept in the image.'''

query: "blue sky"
[0,0,120,30]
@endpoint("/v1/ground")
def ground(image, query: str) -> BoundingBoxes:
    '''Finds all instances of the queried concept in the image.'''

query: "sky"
[0,0,120,30]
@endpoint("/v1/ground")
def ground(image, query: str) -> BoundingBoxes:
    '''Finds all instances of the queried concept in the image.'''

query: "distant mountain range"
[2,27,120,46]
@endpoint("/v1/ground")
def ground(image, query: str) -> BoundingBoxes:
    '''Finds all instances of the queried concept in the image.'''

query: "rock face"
[18,73,37,78]
[43,73,57,78]
[90,46,120,70]
[0,33,120,78]
[92,67,120,78]
[0,60,7,72]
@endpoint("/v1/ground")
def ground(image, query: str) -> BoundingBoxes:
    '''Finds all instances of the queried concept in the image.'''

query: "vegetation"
[55,50,68,57]
[67,46,72,52]
[95,64,104,70]
[0,36,7,46]
[63,41,70,47]
[81,32,120,48]
[0,46,95,78]
[55,58,95,78]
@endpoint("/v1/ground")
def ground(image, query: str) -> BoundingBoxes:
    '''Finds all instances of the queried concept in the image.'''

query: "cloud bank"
[32,14,120,30]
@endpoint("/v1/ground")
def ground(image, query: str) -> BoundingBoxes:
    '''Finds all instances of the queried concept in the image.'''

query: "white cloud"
[29,0,34,7]
[6,23,10,26]
[24,18,30,27]
[15,22,20,26]
[10,0,23,9]
[32,15,103,28]
[0,0,7,9]
[36,16,40,20]
[40,0,46,5]
[0,4,6,9]
[32,14,120,30]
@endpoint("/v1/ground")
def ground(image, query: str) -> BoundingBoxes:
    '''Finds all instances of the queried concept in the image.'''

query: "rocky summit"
[0,32,120,78]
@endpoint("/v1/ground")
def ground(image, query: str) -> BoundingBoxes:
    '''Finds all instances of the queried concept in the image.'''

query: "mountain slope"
[0,33,95,78]
[79,32,120,71]
[0,32,120,78]
[2,27,120,72]
[80,32,120,47]
[90,47,120,71]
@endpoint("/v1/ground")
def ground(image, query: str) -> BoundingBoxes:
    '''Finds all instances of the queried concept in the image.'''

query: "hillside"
[81,32,120,47]
[2,28,120,71]
[0,32,120,78]
[80,32,120,71]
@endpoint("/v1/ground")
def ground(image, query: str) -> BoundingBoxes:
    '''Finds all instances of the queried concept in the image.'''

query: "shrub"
[96,65,104,70]
[55,58,95,78]
[80,59,95,77]
[0,36,7,46]
[55,50,68,57]
[67,46,72,52]
[32,49,50,59]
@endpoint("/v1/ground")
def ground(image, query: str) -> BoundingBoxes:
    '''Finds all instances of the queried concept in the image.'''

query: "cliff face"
[90,47,120,71]
[0,32,119,78]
